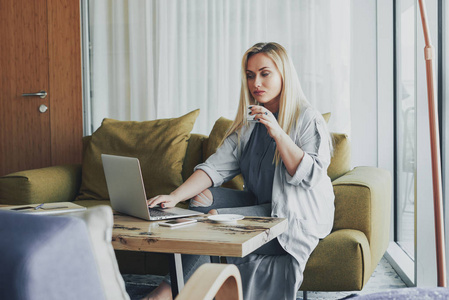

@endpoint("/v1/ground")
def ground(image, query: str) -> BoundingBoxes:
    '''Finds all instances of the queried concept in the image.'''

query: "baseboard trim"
[385,242,415,287]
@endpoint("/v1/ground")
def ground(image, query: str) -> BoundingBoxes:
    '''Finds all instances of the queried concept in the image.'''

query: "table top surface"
[112,213,287,257]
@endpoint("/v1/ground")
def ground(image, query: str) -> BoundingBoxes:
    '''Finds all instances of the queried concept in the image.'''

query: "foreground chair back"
[176,263,243,300]
[0,210,106,300]
[0,206,131,300]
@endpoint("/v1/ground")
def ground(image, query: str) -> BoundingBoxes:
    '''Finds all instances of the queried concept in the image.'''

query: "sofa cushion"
[328,133,351,181]
[77,109,200,200]
[204,117,233,160]
[182,134,207,182]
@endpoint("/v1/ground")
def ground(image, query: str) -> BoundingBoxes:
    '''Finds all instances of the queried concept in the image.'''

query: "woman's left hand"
[250,106,284,139]
[250,106,305,175]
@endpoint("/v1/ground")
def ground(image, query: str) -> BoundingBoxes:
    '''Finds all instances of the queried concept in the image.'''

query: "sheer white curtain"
[87,0,350,135]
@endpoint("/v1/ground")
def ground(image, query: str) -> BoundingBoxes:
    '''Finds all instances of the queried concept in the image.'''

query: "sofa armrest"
[332,166,391,273]
[0,164,82,205]
[301,229,371,291]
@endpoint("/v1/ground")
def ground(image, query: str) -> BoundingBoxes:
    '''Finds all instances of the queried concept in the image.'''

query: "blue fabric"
[0,210,105,300]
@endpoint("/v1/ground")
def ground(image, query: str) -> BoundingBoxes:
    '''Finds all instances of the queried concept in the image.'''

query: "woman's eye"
[262,72,270,77]
[247,74,254,79]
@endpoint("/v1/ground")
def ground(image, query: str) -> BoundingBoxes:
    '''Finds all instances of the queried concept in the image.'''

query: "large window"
[392,0,449,286]
[443,0,449,282]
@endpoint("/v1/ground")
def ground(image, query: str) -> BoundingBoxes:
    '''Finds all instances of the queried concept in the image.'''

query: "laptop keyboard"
[149,208,177,217]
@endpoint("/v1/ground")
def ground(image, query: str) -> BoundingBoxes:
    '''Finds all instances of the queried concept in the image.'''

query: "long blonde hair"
[222,42,310,163]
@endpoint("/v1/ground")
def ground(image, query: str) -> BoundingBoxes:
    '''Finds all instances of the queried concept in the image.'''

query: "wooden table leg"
[168,253,184,297]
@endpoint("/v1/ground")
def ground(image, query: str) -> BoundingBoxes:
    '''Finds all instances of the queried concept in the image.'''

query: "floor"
[122,256,408,300]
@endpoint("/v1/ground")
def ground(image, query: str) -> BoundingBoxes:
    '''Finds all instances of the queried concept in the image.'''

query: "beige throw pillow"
[204,117,233,160]
[328,133,351,180]
[77,109,200,200]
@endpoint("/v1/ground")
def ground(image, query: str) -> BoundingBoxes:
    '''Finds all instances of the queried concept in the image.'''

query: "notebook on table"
[0,202,86,215]
[101,154,203,221]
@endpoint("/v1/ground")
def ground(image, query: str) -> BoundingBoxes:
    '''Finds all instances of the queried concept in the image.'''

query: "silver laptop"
[101,154,204,221]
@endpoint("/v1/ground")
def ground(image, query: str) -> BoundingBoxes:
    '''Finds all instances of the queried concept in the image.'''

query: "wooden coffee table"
[112,212,287,296]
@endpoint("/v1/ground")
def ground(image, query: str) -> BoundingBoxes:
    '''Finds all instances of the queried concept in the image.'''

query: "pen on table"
[34,203,44,210]
[42,206,69,210]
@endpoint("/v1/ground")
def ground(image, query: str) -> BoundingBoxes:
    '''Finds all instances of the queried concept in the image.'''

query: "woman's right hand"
[147,194,181,208]
[147,169,213,209]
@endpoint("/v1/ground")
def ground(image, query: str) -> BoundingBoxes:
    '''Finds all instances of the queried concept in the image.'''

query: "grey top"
[240,113,278,205]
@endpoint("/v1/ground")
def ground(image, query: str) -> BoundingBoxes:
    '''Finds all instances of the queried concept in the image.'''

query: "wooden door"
[47,0,83,168]
[0,0,83,176]
[0,0,51,176]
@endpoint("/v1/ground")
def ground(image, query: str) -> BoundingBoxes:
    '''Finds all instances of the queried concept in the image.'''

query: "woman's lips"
[253,90,265,96]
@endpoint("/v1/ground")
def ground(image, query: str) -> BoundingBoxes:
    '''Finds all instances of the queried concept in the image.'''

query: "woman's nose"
[254,77,261,88]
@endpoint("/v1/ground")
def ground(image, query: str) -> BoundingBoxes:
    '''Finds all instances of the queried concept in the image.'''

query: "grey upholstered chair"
[0,210,106,300]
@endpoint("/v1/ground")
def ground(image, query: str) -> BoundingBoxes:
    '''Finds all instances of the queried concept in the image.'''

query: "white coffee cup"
[247,106,259,122]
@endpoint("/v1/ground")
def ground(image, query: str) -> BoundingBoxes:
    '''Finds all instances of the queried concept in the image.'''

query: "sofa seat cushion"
[300,229,371,291]
[77,110,200,201]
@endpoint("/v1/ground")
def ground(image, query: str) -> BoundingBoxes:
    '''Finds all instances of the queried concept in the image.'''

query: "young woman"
[144,42,334,300]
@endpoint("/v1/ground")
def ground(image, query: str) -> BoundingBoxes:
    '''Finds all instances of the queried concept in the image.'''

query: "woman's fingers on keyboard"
[147,195,163,208]
[148,194,180,208]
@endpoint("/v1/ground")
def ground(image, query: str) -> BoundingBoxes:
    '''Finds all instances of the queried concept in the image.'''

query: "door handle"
[22,90,47,99]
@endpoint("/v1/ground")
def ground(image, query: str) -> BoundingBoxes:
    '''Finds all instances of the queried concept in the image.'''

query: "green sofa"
[0,111,391,292]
